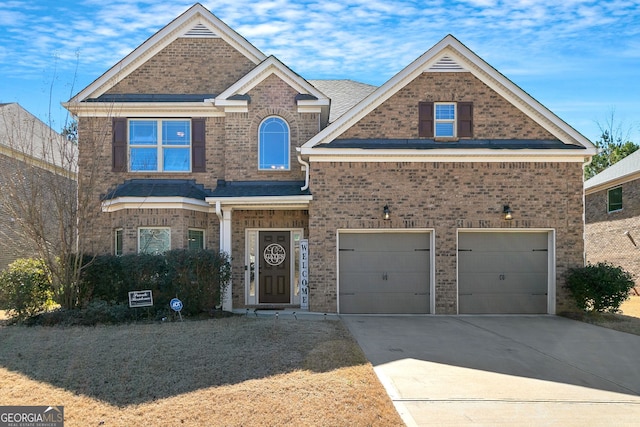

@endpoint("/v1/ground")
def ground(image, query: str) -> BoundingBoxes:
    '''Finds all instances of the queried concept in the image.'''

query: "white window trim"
[434,102,456,138]
[188,228,206,250]
[129,119,192,173]
[138,227,171,254]
[258,116,291,171]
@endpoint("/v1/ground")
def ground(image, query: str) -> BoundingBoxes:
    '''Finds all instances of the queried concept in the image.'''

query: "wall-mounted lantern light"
[383,205,391,220]
[503,205,513,220]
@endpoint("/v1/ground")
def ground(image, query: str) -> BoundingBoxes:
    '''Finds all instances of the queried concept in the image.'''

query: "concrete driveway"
[342,315,640,426]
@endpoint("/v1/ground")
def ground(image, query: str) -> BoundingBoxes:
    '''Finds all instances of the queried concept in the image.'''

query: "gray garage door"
[339,232,430,314]
[458,232,549,314]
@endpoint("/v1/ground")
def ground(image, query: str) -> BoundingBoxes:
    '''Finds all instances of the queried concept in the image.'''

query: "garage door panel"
[459,294,548,314]
[339,232,430,314]
[461,233,548,251]
[459,252,547,273]
[340,251,429,271]
[458,232,549,314]
[459,273,548,293]
[340,292,429,314]
[341,272,429,293]
[341,233,429,252]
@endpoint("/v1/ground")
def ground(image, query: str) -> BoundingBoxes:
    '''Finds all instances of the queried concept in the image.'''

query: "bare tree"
[585,109,639,180]
[0,102,107,309]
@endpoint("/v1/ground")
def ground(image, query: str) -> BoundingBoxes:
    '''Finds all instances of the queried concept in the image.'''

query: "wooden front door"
[259,231,291,304]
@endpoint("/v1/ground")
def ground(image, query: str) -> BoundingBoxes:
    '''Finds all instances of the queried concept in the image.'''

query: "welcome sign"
[300,239,309,310]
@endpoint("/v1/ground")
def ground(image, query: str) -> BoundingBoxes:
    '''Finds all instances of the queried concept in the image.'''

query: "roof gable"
[213,56,330,121]
[70,3,266,102]
[301,35,596,155]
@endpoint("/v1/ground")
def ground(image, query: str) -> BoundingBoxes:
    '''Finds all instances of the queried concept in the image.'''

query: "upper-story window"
[259,116,290,170]
[608,186,622,213]
[129,119,191,172]
[112,118,206,173]
[434,103,456,137]
[418,102,473,139]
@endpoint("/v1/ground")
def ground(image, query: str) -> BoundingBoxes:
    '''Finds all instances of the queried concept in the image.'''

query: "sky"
[1,0,639,143]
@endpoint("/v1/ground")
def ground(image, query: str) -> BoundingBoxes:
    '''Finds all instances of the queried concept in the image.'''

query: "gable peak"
[428,55,465,71]
[182,22,219,38]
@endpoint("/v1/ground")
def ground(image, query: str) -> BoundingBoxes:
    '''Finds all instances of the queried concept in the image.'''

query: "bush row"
[0,249,231,323]
[80,250,231,317]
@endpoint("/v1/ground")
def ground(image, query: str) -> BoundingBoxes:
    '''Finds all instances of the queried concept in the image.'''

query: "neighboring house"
[64,3,596,315]
[0,103,77,270]
[585,150,640,286]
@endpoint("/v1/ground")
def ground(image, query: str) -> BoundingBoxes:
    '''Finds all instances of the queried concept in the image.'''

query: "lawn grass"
[2,295,640,426]
[0,316,403,426]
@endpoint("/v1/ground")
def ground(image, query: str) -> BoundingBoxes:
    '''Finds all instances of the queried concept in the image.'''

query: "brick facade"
[107,38,257,95]
[308,161,585,313]
[340,73,556,140]
[586,179,640,286]
[70,5,593,315]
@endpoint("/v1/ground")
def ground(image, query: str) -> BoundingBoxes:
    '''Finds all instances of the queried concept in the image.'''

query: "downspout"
[296,147,310,191]
[215,200,223,250]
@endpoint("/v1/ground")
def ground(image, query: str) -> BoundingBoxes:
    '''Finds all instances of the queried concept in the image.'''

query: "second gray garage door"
[458,232,549,314]
[339,232,430,314]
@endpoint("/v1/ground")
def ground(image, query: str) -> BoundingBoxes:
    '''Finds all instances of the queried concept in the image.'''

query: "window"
[114,228,123,256]
[418,102,473,138]
[139,228,171,254]
[188,229,205,250]
[129,120,191,172]
[259,117,290,170]
[435,103,456,137]
[608,187,623,212]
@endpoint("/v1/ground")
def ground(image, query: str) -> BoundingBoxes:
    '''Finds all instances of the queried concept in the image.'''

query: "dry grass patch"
[0,316,403,426]
[563,295,640,335]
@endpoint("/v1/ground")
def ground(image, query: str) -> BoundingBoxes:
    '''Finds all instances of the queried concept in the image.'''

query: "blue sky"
[1,0,639,143]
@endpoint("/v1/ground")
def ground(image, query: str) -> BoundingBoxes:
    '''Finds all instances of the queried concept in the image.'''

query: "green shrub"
[78,250,231,321]
[565,262,635,313]
[0,258,55,319]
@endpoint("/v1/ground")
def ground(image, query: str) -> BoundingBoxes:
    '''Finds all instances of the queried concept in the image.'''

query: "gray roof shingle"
[103,179,310,201]
[309,80,377,123]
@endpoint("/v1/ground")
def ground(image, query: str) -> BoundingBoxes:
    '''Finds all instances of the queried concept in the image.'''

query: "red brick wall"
[107,38,257,95]
[340,72,556,140]
[307,161,585,313]
[585,179,640,286]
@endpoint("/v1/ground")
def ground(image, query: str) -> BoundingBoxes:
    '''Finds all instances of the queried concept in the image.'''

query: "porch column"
[220,207,233,311]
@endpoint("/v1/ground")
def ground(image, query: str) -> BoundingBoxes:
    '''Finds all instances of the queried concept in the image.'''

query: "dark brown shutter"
[112,118,127,172]
[418,102,434,137]
[191,118,206,172]
[457,102,473,138]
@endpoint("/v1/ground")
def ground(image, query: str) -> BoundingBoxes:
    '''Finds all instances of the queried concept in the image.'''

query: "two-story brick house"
[65,3,596,315]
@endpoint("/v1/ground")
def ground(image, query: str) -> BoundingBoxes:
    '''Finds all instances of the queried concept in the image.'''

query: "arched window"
[259,117,290,170]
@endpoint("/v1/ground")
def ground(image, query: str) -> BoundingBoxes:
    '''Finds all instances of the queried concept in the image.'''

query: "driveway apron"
[342,315,640,426]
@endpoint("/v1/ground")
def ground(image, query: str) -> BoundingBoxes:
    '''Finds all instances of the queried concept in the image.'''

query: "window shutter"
[191,118,206,172]
[112,118,127,172]
[418,102,434,137]
[457,102,473,138]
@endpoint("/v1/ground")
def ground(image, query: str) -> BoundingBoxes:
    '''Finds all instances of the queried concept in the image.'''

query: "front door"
[259,231,291,304]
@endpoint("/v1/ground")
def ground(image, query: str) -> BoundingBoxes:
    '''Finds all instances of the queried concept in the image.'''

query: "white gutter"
[296,147,310,191]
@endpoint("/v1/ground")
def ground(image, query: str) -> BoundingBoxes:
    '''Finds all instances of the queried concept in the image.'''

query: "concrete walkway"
[342,315,640,426]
